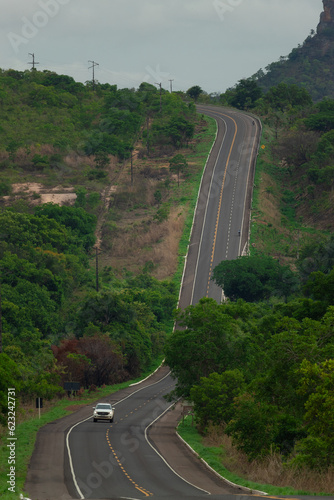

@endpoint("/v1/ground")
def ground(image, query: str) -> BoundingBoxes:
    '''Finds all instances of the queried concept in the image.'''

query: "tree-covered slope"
[0,68,203,423]
[252,1,334,101]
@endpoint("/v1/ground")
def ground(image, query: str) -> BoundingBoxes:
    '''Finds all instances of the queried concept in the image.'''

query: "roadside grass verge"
[250,127,328,264]
[177,417,329,497]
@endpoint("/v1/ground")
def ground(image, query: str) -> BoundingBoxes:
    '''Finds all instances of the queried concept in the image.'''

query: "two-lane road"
[65,369,236,499]
[179,106,260,306]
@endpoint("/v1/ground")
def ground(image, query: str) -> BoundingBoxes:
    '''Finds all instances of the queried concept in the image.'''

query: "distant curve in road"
[179,106,261,308]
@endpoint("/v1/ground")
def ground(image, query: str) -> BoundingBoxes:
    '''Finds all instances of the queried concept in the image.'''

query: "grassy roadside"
[250,124,328,263]
[177,417,326,497]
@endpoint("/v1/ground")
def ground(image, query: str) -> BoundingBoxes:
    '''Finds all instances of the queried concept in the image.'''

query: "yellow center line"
[106,429,153,497]
[136,486,153,496]
[206,112,238,296]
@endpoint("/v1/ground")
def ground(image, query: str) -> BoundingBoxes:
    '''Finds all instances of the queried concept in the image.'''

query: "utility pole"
[146,114,150,156]
[155,82,162,113]
[88,60,99,90]
[130,152,134,185]
[0,282,2,354]
[169,79,174,93]
[28,53,39,70]
[95,247,99,292]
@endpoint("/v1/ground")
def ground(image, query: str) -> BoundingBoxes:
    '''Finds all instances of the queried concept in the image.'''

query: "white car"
[93,403,115,422]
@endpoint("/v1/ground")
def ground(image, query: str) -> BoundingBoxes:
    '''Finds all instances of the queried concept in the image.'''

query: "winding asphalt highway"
[179,105,260,307]
[25,107,262,500]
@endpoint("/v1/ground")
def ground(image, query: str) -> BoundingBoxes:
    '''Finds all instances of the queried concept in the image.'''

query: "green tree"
[165,116,195,147]
[225,393,281,460]
[35,203,96,241]
[295,359,334,469]
[0,353,22,425]
[305,99,334,133]
[190,370,245,429]
[169,154,188,186]
[165,298,245,397]
[298,234,334,280]
[212,255,298,302]
[6,139,20,161]
[303,268,334,306]
[265,83,312,112]
[186,85,203,102]
[229,79,263,110]
[94,150,110,169]
[74,291,154,376]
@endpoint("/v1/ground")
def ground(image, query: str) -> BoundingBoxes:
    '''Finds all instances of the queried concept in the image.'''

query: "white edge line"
[190,113,228,305]
[66,370,173,499]
[144,402,211,496]
[129,361,164,386]
[175,427,268,496]
[66,418,88,499]
[238,115,262,257]
[237,115,258,256]
[177,112,219,309]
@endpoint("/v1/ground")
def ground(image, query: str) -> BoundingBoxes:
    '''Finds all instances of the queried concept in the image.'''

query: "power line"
[28,53,39,70]
[88,60,99,89]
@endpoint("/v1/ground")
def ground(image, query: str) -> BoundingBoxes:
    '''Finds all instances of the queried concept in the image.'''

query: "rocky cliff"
[254,0,334,100]
[318,0,334,34]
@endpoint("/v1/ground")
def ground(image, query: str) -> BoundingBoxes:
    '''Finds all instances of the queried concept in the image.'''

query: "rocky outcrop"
[255,0,334,100]
[317,0,334,35]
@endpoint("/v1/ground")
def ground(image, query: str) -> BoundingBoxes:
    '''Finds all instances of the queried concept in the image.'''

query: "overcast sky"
[1,0,324,93]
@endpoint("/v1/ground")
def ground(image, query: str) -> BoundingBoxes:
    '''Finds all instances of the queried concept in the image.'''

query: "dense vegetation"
[244,2,334,103]
[0,69,196,167]
[0,202,177,419]
[251,30,334,102]
[166,81,334,475]
[0,68,201,425]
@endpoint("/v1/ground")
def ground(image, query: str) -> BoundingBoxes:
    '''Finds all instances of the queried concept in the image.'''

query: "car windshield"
[96,404,111,410]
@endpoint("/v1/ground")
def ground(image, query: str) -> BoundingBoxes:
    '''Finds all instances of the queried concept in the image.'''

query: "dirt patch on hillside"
[105,205,186,279]
[11,182,77,205]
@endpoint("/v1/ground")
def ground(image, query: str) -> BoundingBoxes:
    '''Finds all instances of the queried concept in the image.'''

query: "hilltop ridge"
[254,0,334,100]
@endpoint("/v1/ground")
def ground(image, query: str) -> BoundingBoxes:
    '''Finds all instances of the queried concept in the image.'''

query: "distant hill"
[254,0,334,101]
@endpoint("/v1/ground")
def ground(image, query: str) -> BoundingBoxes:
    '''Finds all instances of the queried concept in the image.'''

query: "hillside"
[253,0,334,101]
[0,68,217,419]
[0,70,202,276]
